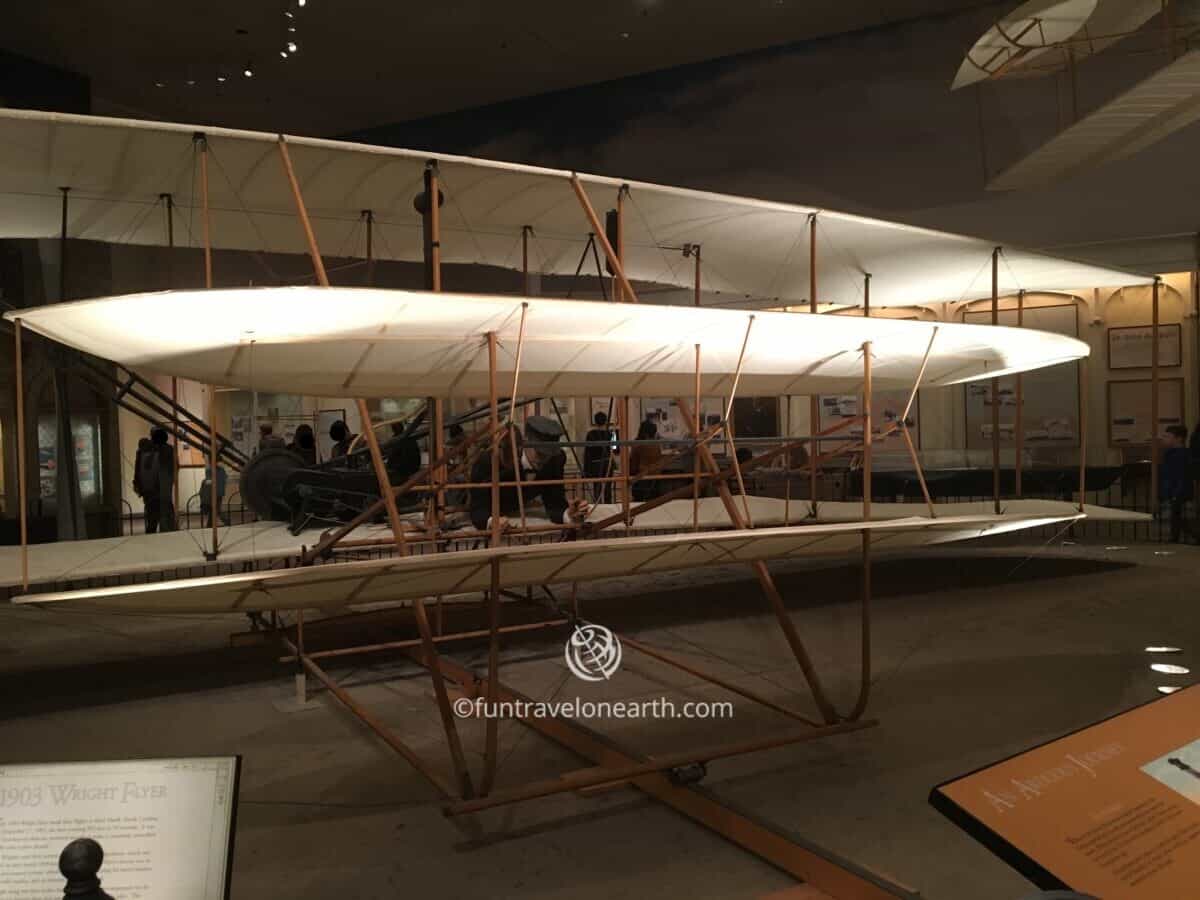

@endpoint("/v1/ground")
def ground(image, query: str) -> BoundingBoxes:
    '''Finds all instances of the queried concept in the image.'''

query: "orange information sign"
[931,685,1200,896]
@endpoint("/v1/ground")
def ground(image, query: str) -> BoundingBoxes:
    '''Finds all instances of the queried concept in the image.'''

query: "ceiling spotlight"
[287,41,298,52]
[217,74,227,83]
[186,79,196,86]
[1151,663,1190,675]
[298,0,306,6]
[1158,686,1182,694]
[288,25,296,32]
[619,31,631,38]
[154,81,165,88]
[243,64,254,78]
[280,50,289,58]
[285,10,293,17]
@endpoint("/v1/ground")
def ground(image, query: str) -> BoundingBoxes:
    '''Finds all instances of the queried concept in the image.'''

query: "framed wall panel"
[1107,324,1181,370]
[1108,378,1185,446]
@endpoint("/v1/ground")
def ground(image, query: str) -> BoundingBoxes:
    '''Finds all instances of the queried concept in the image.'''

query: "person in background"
[200,461,230,527]
[630,419,664,501]
[131,437,153,528]
[139,426,176,533]
[1161,424,1195,543]
[329,420,356,459]
[288,423,317,465]
[583,411,618,503]
[257,422,286,454]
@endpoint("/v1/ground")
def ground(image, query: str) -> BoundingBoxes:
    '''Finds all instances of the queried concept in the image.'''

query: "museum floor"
[0,539,1194,899]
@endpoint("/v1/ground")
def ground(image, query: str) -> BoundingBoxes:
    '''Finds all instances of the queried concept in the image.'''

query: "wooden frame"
[1107,377,1186,447]
[1107,323,1182,370]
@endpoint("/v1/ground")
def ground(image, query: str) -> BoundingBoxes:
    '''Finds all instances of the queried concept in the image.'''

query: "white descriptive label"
[0,757,238,899]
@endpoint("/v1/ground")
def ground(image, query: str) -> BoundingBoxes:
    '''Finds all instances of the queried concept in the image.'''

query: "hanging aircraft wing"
[989,49,1200,190]
[5,286,1090,398]
[951,0,1098,90]
[11,514,1082,614]
[0,109,1149,307]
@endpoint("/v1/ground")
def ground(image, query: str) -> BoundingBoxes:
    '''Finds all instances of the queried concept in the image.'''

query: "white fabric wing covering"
[7,287,1090,398]
[951,0,1098,90]
[0,109,1149,307]
[13,514,1081,614]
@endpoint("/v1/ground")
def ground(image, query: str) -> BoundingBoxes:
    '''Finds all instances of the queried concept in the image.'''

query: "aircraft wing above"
[952,0,1099,90]
[0,109,1150,307]
[6,287,1091,398]
[990,48,1200,189]
[11,514,1082,614]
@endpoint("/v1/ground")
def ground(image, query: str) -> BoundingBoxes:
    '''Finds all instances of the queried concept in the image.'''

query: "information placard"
[0,756,239,899]
[930,687,1200,896]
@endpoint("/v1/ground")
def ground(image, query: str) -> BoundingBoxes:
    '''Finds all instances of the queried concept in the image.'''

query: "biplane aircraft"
[0,107,1154,893]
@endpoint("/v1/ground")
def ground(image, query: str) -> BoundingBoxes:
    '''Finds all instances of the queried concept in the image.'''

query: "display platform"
[931,685,1200,897]
[0,756,240,899]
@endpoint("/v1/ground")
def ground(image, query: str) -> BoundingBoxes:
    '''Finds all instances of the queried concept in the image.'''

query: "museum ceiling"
[1,0,992,135]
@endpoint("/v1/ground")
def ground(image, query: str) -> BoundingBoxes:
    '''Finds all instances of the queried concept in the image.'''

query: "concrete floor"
[0,538,1195,899]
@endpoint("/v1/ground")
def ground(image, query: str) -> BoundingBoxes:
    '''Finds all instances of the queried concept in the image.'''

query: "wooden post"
[991,247,1001,515]
[693,343,701,531]
[863,342,872,522]
[848,341,874,721]
[428,162,442,292]
[487,333,501,546]
[1078,351,1088,514]
[363,209,375,286]
[14,319,28,591]
[569,174,638,304]
[58,186,69,302]
[199,136,219,553]
[521,225,531,296]
[693,244,702,308]
[164,191,181,519]
[863,272,870,318]
[614,186,626,303]
[1015,289,1024,498]
[1151,277,1161,511]
[809,214,820,515]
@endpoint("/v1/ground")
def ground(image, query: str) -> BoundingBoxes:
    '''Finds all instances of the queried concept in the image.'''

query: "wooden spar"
[364,209,375,287]
[619,396,632,525]
[14,319,28,591]
[614,185,626,303]
[508,306,529,533]
[809,213,819,515]
[1015,290,1024,498]
[725,316,756,524]
[1151,277,1161,511]
[480,556,502,796]
[277,136,329,287]
[693,344,701,531]
[413,598,475,799]
[847,341,873,722]
[521,225,531,296]
[58,187,69,302]
[863,272,871,318]
[356,400,409,556]
[278,134,406,554]
[569,174,639,304]
[693,244,702,308]
[991,247,1001,515]
[1078,348,1087,514]
[164,193,181,520]
[487,332,501,545]
[199,136,219,556]
[283,637,455,799]
[674,397,838,724]
[428,162,442,292]
[901,328,937,517]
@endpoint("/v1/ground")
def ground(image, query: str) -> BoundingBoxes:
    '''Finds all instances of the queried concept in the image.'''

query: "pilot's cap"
[524,415,564,442]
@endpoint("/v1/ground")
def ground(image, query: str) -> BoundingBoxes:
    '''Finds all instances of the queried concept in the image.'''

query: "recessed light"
[186,79,196,86]
[287,41,298,52]
[298,0,306,6]
[1158,685,1182,694]
[1151,663,1190,675]
[217,74,227,83]
[288,25,296,32]
[619,31,631,38]
[285,10,293,17]
[1146,646,1183,653]
[280,50,289,58]
[154,81,165,88]
[243,65,254,78]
